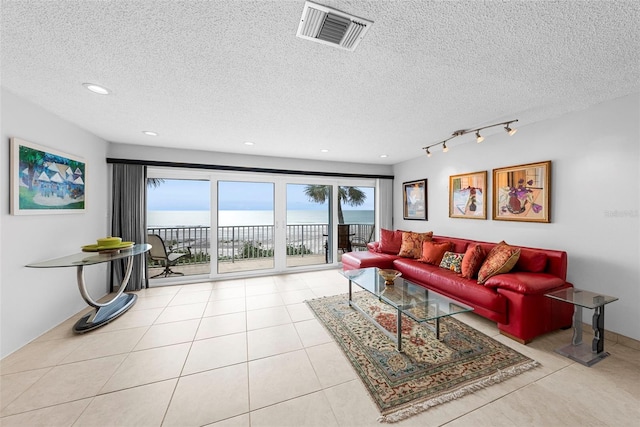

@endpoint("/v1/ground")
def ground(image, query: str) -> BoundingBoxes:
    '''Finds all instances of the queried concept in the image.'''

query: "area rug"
[306,292,540,423]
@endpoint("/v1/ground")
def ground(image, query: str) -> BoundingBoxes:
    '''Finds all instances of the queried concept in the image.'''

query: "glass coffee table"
[340,267,473,352]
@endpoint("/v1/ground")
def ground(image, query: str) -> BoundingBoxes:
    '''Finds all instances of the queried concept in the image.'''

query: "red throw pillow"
[419,241,452,265]
[378,229,404,254]
[477,241,521,284]
[461,243,486,279]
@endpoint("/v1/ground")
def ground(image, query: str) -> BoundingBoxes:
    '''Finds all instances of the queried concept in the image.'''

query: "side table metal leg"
[348,279,352,307]
[592,305,605,354]
[571,305,583,345]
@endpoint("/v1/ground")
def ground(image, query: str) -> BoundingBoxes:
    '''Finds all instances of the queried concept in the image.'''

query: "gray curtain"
[111,163,148,291]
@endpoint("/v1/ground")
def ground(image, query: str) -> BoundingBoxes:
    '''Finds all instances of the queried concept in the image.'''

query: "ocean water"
[147,209,374,227]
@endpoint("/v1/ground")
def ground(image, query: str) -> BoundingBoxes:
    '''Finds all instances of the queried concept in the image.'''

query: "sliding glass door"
[147,167,378,281]
[217,180,275,274]
[146,178,211,279]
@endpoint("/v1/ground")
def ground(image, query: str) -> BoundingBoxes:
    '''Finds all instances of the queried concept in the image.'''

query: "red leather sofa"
[341,235,574,344]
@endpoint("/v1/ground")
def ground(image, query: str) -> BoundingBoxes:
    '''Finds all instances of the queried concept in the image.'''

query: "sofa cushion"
[484,272,566,295]
[418,241,452,265]
[439,251,464,273]
[461,243,486,279]
[377,228,404,254]
[515,248,548,273]
[398,231,433,258]
[342,251,397,270]
[477,241,521,284]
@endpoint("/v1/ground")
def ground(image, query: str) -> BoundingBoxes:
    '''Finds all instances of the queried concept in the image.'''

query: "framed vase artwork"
[449,171,487,219]
[403,179,427,220]
[493,161,551,223]
[10,137,86,215]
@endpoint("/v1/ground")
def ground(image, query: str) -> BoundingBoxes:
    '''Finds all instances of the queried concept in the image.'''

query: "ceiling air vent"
[296,1,373,51]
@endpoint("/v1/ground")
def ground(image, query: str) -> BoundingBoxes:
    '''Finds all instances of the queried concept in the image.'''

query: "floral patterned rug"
[306,292,540,423]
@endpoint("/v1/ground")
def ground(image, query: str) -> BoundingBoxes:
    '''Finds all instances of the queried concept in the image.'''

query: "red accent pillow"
[461,243,486,279]
[419,241,452,265]
[377,229,404,254]
[477,241,521,284]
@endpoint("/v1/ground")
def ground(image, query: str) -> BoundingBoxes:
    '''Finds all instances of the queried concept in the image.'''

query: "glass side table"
[27,244,151,333]
[545,288,618,366]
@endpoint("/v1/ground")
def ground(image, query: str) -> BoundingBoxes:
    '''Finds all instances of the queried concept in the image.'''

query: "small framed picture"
[449,171,487,219]
[403,179,427,220]
[10,137,86,215]
[493,161,551,223]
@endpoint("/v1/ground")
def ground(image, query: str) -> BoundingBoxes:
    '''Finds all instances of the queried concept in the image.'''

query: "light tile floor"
[1,269,639,426]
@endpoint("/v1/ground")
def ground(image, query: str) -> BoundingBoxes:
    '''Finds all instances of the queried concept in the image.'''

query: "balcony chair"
[323,224,355,263]
[350,225,375,251]
[147,234,192,278]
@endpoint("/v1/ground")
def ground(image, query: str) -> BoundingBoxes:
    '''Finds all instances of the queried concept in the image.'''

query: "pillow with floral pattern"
[439,251,465,273]
[397,231,433,258]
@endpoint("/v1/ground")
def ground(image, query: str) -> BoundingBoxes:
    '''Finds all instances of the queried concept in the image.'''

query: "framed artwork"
[403,179,427,220]
[449,171,487,219]
[10,137,86,215]
[493,161,551,223]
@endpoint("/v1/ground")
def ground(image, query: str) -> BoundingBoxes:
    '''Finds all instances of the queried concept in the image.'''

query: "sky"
[147,179,375,211]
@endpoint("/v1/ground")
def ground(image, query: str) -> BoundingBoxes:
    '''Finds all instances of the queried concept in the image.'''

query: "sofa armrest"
[484,272,566,295]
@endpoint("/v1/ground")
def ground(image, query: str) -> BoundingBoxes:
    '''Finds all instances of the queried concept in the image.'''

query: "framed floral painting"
[449,171,487,219]
[493,161,551,223]
[403,179,427,220]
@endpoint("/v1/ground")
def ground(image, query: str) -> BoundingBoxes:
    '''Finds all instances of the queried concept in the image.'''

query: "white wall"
[393,93,640,341]
[1,89,110,358]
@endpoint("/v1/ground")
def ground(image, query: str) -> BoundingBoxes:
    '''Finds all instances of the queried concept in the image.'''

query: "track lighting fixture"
[422,119,518,157]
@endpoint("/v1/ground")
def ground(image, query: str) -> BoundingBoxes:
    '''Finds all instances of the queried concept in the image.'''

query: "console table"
[545,287,618,366]
[27,244,150,333]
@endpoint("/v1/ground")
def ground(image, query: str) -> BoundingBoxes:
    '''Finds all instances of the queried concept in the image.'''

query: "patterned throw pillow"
[477,241,521,284]
[439,251,465,273]
[397,231,433,258]
[461,243,486,279]
[418,240,452,265]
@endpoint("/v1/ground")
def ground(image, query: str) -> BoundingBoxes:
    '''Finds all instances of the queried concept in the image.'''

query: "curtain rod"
[106,158,394,180]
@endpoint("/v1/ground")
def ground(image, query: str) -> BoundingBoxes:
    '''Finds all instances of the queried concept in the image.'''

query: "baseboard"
[579,322,640,351]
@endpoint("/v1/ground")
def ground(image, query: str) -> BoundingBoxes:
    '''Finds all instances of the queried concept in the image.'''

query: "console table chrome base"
[74,293,137,333]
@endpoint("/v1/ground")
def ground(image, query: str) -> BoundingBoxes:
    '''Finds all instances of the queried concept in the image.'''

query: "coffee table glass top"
[340,267,472,323]
[545,288,618,309]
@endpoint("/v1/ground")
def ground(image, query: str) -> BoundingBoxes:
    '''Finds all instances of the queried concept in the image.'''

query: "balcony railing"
[146,223,373,268]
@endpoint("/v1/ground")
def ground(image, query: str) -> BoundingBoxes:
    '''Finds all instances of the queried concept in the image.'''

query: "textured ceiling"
[2,0,639,165]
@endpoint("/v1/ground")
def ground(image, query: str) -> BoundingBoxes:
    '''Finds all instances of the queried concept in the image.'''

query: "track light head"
[442,142,449,153]
[505,124,517,136]
[475,131,484,143]
[426,147,431,157]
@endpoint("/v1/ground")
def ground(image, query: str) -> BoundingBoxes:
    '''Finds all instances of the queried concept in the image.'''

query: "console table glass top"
[27,243,151,268]
[340,267,473,351]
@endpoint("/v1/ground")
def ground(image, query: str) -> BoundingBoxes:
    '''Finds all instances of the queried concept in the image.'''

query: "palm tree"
[304,185,367,224]
[147,178,165,188]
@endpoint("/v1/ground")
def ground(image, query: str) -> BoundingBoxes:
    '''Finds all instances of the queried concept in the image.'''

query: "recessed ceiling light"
[320,149,329,153]
[380,154,388,158]
[142,131,158,136]
[82,83,111,95]
[244,141,255,146]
